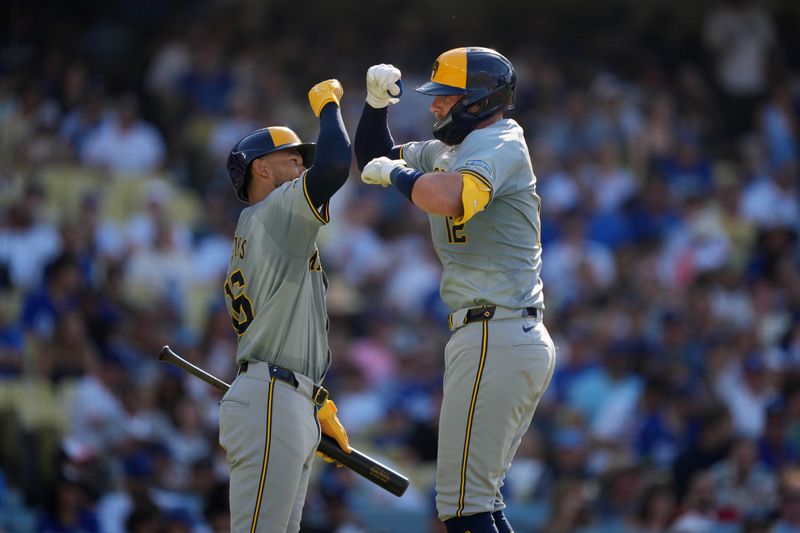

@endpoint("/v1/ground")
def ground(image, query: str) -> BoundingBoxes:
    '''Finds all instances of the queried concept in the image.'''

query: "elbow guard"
[453,173,492,224]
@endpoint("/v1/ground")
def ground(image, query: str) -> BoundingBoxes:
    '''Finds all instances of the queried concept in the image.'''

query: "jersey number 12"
[445,217,467,244]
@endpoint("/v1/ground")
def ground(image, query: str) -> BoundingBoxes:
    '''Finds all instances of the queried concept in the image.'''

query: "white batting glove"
[366,64,402,108]
[361,157,406,187]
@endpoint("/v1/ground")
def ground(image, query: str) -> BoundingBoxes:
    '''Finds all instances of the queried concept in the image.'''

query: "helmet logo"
[431,60,439,79]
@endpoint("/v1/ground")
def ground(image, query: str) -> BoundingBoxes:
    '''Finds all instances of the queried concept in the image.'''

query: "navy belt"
[464,306,542,324]
[238,362,328,406]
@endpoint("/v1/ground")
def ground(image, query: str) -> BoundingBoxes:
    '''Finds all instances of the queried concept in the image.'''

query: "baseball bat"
[158,345,409,497]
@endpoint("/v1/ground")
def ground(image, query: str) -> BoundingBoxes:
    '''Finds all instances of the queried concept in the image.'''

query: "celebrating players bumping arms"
[220,79,351,533]
[355,48,557,533]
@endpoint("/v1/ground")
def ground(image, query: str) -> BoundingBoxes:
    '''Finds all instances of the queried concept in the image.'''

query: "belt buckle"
[313,386,329,406]
[468,306,495,322]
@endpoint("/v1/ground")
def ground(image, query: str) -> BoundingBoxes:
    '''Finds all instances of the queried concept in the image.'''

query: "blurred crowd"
[2,0,800,531]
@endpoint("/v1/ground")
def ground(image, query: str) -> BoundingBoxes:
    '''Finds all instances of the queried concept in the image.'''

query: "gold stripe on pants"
[250,377,275,533]
[457,320,489,517]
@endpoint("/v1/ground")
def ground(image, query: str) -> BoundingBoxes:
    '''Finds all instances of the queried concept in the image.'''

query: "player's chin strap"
[432,85,513,145]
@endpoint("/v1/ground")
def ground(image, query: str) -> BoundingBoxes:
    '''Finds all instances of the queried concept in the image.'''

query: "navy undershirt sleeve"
[305,103,352,207]
[354,104,402,170]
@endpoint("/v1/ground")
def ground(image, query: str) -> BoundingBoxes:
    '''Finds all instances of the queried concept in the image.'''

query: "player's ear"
[251,157,273,180]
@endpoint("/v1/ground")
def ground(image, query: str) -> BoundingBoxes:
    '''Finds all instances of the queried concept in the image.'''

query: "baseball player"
[355,47,557,533]
[220,79,352,533]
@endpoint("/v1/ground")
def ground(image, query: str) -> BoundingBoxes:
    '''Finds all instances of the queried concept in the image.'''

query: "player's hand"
[317,399,351,453]
[366,64,402,108]
[315,451,345,467]
[361,157,406,187]
[308,79,344,117]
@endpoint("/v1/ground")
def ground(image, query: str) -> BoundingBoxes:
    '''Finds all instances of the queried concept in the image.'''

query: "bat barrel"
[318,435,409,497]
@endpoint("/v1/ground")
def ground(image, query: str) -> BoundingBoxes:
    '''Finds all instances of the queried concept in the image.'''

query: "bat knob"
[158,345,171,361]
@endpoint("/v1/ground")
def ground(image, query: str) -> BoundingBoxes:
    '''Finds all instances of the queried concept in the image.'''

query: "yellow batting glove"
[308,79,344,117]
[317,399,351,453]
[315,451,344,467]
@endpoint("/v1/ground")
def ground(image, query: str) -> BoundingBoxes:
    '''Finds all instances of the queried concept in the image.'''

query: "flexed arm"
[305,80,352,208]
[354,64,404,170]
[361,157,466,218]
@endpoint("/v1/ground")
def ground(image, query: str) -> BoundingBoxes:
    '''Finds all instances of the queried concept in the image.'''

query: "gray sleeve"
[399,140,442,172]
[449,133,522,202]
[254,174,326,256]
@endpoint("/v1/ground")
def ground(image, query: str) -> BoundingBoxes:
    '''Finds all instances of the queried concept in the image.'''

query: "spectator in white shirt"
[80,93,165,175]
[740,162,800,229]
[704,0,777,136]
[0,184,61,289]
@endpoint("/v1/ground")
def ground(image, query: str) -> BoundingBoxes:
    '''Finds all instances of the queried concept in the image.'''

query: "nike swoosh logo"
[522,325,534,333]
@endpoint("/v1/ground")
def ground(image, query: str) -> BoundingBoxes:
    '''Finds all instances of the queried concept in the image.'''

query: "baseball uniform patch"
[464,159,493,176]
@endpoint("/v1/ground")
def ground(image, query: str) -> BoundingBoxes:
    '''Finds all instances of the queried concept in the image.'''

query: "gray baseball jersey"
[221,173,329,532]
[400,118,544,312]
[400,119,555,521]
[224,173,330,383]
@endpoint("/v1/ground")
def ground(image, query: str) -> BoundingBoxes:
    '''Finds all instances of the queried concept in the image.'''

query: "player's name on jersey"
[232,235,248,260]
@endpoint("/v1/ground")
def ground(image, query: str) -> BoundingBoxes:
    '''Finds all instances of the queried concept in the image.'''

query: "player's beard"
[280,165,305,184]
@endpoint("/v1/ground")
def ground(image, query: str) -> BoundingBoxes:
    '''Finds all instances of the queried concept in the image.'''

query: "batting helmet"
[415,47,516,145]
[227,126,315,202]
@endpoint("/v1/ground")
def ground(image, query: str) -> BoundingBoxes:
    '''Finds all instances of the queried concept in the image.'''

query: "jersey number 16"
[224,269,255,335]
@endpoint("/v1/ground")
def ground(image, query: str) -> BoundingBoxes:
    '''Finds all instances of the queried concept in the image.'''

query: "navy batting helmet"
[227,127,315,202]
[415,47,516,145]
